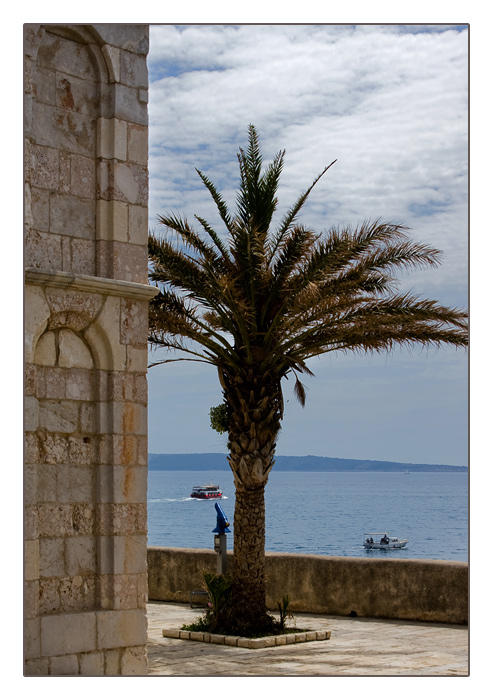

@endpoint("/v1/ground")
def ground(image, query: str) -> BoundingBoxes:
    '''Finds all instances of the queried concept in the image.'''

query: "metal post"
[214,533,227,574]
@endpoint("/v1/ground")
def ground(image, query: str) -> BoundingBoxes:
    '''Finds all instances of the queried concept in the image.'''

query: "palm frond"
[267,160,337,264]
[149,125,468,414]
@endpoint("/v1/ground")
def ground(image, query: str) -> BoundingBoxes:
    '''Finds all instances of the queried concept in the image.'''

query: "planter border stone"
[162,627,331,649]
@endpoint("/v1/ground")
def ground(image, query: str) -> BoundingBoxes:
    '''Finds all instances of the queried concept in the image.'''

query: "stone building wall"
[24,24,156,675]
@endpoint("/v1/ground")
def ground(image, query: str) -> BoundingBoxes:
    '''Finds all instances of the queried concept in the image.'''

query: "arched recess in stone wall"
[25,24,136,280]
[27,283,123,615]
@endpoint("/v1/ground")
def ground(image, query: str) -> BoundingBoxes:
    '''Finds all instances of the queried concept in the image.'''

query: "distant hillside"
[148,453,467,472]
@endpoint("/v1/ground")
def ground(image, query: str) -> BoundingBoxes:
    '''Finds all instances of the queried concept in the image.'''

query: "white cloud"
[147,24,468,464]
[149,24,467,299]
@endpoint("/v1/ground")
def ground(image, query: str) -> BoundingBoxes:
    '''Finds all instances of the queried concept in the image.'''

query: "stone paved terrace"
[146,602,469,676]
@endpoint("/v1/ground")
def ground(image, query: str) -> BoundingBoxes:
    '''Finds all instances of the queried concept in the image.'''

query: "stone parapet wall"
[147,547,468,625]
[24,24,156,676]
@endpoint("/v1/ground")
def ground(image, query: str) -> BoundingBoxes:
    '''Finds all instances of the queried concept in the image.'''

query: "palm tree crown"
[148,124,467,634]
[149,124,466,405]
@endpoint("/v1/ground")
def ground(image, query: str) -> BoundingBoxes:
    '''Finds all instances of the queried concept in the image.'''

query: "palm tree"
[148,125,468,634]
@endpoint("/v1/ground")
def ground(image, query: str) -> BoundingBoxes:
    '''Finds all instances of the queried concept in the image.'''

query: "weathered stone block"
[72,504,94,534]
[96,198,129,242]
[97,118,127,161]
[24,465,38,507]
[113,83,148,126]
[125,346,148,372]
[41,433,69,464]
[33,64,56,106]
[56,72,99,117]
[104,648,121,675]
[121,645,147,675]
[39,536,65,576]
[36,464,57,502]
[25,228,63,271]
[38,400,78,433]
[50,654,79,675]
[25,539,40,581]
[65,368,94,400]
[112,241,147,283]
[80,651,105,676]
[111,401,148,436]
[101,45,120,83]
[65,535,96,576]
[25,364,36,397]
[24,618,41,660]
[68,436,96,466]
[34,331,57,366]
[96,609,147,650]
[79,402,96,432]
[59,330,94,369]
[24,505,39,540]
[45,288,102,321]
[92,25,149,55]
[30,144,59,190]
[31,187,50,231]
[25,395,39,431]
[38,504,73,537]
[33,102,96,157]
[59,152,71,193]
[24,580,39,619]
[49,193,95,239]
[120,51,148,89]
[70,154,96,199]
[96,503,146,536]
[25,285,50,362]
[56,464,94,503]
[38,578,61,615]
[128,204,148,245]
[25,657,49,676]
[99,535,147,575]
[97,465,147,504]
[84,296,126,371]
[59,574,96,612]
[37,31,97,81]
[120,298,148,346]
[127,124,147,165]
[68,237,96,276]
[41,612,97,656]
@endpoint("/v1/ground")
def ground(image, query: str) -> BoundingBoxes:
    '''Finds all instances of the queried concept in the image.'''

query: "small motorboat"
[190,484,223,499]
[363,532,408,550]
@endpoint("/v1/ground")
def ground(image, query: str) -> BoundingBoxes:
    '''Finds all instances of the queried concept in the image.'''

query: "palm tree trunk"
[230,483,273,631]
[222,366,283,634]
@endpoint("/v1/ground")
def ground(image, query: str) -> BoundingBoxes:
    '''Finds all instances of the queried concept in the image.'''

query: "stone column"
[24,24,156,675]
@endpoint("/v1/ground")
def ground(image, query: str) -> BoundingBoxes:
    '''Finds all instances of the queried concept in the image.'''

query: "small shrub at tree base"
[277,594,291,631]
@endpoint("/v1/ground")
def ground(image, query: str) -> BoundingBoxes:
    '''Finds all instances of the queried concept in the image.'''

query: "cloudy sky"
[146,24,468,466]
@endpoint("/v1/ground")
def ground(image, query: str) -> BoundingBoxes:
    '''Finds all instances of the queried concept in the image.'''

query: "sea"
[147,470,468,562]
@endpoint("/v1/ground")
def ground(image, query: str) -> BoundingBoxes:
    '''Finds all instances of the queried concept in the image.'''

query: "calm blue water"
[147,470,468,562]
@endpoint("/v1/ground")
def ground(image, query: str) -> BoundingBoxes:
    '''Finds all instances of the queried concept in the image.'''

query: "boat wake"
[148,497,194,503]
[148,495,229,503]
